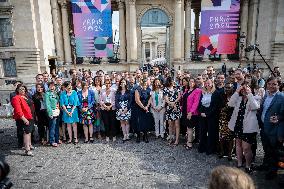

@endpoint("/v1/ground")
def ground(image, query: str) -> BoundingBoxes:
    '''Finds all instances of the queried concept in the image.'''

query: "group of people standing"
[10,65,284,180]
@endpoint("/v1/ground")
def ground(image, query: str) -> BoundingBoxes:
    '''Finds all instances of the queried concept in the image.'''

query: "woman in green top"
[45,81,60,147]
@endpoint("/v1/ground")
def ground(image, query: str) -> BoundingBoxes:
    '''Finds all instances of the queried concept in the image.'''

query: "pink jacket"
[186,88,202,115]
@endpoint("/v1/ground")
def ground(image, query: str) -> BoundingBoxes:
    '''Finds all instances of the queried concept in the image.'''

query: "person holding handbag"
[45,81,60,147]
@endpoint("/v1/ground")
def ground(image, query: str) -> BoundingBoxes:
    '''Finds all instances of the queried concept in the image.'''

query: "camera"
[0,161,13,189]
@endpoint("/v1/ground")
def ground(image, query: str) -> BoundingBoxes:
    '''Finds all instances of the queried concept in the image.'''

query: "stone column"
[150,42,153,61]
[142,42,146,63]
[248,0,259,60]
[240,0,249,60]
[194,9,200,52]
[60,0,72,64]
[174,0,182,63]
[185,0,192,61]
[51,0,64,62]
[118,0,126,62]
[155,42,158,59]
[128,0,137,62]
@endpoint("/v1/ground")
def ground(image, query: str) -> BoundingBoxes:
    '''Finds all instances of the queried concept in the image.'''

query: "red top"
[11,95,33,120]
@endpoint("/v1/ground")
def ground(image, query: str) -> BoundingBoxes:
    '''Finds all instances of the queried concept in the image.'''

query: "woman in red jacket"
[11,84,35,156]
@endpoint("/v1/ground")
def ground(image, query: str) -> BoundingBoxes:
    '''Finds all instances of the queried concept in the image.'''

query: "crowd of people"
[9,64,284,182]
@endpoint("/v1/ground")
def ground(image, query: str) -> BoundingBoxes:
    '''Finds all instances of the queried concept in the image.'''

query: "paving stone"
[0,118,282,189]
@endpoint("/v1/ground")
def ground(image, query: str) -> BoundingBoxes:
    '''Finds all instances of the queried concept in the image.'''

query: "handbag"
[52,108,60,117]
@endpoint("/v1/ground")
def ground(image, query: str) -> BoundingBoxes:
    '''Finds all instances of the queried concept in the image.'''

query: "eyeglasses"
[19,88,26,91]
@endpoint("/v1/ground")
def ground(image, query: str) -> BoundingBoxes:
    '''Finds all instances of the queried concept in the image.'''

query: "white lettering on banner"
[209,16,230,30]
[82,18,103,32]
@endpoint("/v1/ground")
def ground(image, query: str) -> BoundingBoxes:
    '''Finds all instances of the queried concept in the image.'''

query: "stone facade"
[0,0,283,84]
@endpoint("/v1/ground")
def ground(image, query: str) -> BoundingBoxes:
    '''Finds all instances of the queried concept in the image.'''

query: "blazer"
[45,91,59,117]
[228,92,260,133]
[150,90,165,110]
[186,88,202,115]
[99,89,116,110]
[259,91,284,143]
[77,89,95,109]
[11,95,33,120]
[198,90,223,118]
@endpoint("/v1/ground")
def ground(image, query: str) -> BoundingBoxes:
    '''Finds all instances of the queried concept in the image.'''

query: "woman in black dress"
[32,83,49,145]
[134,79,152,143]
[228,83,260,173]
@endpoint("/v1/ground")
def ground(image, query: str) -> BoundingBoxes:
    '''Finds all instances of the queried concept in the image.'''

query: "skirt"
[116,100,131,121]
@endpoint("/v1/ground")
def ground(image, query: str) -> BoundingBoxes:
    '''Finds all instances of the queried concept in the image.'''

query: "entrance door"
[49,59,56,75]
[140,8,170,68]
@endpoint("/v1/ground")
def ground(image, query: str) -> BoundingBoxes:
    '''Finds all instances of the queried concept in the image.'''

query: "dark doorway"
[49,59,56,74]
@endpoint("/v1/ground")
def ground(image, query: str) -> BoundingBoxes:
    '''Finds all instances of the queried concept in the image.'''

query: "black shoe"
[143,133,149,143]
[245,167,253,174]
[265,171,277,180]
[136,133,140,143]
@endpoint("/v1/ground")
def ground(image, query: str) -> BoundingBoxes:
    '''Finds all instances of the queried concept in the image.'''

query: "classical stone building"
[0,0,283,84]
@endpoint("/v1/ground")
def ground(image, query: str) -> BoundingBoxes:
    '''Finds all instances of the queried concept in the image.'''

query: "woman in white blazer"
[228,83,260,174]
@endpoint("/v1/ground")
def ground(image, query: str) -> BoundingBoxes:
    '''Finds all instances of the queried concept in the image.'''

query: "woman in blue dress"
[115,78,132,142]
[60,81,80,144]
[77,81,96,143]
[134,79,153,143]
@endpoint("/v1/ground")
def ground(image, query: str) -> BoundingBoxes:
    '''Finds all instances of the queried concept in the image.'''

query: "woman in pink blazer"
[185,78,202,149]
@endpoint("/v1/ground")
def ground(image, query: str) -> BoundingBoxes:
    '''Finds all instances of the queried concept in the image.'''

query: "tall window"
[3,58,17,77]
[0,18,13,47]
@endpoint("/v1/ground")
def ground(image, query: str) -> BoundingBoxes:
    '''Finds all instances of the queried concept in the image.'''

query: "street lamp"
[70,30,76,68]
[239,32,246,67]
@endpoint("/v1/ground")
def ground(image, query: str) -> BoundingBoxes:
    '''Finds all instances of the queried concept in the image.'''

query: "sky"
[112,10,198,43]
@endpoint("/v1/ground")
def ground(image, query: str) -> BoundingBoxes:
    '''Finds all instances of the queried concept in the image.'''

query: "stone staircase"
[270,42,284,63]
[16,50,41,84]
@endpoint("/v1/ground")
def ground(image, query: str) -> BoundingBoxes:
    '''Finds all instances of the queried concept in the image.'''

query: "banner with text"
[198,0,240,55]
[72,0,113,57]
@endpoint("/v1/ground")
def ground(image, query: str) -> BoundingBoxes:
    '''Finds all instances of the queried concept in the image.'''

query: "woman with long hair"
[60,81,80,144]
[92,76,103,139]
[180,77,190,136]
[228,83,260,173]
[100,79,117,142]
[185,78,202,149]
[77,81,96,143]
[11,84,35,156]
[149,78,165,138]
[115,78,132,142]
[32,83,49,145]
[134,79,152,143]
[198,79,221,155]
[164,77,182,146]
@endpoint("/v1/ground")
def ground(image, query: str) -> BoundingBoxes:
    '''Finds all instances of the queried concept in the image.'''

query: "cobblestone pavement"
[0,119,281,189]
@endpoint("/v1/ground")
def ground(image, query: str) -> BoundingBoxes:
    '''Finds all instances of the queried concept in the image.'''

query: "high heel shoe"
[143,132,149,143]
[136,133,141,143]
[74,138,79,145]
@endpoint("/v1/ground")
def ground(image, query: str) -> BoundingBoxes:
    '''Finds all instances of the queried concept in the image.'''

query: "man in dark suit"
[258,76,284,180]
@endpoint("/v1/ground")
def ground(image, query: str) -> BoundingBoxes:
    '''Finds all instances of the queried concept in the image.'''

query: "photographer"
[228,83,260,174]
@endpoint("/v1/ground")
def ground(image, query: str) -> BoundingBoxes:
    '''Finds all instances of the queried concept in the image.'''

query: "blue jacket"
[77,89,96,109]
[259,91,284,144]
